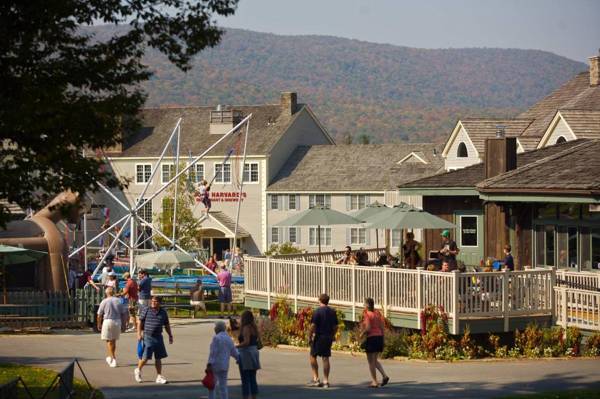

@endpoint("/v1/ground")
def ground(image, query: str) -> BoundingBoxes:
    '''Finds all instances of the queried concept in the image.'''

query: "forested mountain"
[93,26,586,143]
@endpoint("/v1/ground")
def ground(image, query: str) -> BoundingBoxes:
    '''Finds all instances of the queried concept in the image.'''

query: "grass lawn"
[0,363,103,399]
[502,390,600,398]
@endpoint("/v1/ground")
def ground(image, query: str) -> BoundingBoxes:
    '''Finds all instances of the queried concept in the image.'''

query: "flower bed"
[256,299,600,361]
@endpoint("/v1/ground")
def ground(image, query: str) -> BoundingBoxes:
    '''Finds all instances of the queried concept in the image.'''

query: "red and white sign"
[195,191,247,203]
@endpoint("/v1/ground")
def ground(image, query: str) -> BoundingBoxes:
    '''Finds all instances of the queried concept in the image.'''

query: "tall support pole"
[90,214,132,279]
[69,214,129,258]
[233,120,250,247]
[83,213,88,271]
[137,114,252,211]
[171,124,181,247]
[129,215,135,275]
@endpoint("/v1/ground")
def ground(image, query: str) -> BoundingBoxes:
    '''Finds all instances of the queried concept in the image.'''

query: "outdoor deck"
[244,256,557,334]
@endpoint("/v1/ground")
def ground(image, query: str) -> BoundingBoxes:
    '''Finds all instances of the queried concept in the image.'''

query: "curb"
[274,344,599,363]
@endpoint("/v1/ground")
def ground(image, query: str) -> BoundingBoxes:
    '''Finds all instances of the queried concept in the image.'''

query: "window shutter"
[296,227,301,245]
[279,227,284,244]
[325,195,331,209]
[346,195,351,211]
[267,195,272,210]
[365,195,371,206]
[365,229,371,246]
[283,195,288,211]
[346,228,351,246]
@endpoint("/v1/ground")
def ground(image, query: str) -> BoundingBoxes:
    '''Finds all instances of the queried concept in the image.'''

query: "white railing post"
[502,269,510,332]
[293,259,298,313]
[266,257,271,310]
[383,265,388,318]
[560,286,568,329]
[416,267,423,330]
[321,262,326,294]
[550,267,557,321]
[452,270,459,335]
[351,263,356,322]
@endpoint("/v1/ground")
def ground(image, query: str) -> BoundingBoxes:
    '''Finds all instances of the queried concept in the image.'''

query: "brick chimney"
[485,130,517,179]
[280,92,297,116]
[590,51,600,87]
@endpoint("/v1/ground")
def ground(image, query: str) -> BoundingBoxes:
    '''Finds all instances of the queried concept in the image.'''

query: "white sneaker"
[155,374,168,384]
[110,358,117,368]
[105,357,112,367]
[134,368,142,383]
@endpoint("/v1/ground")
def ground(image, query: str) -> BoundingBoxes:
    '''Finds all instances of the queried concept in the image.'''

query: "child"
[198,179,211,214]
[502,244,515,271]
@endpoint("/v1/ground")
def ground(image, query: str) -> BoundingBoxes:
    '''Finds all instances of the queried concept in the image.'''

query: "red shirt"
[363,310,384,337]
[124,278,139,301]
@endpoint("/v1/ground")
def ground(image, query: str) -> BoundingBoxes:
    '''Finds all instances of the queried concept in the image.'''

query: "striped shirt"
[140,306,169,338]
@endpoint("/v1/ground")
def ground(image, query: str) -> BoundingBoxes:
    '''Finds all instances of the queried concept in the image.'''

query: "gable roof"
[459,119,534,153]
[518,72,600,139]
[113,103,331,158]
[477,140,600,194]
[399,139,587,190]
[560,110,600,138]
[268,143,444,192]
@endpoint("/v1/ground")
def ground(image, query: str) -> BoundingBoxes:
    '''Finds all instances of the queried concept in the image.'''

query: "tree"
[0,0,238,226]
[357,133,372,144]
[154,168,202,251]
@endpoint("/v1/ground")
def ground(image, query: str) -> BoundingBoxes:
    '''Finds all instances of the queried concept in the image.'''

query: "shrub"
[257,317,285,347]
[565,326,582,356]
[585,332,600,356]
[458,327,482,359]
[488,334,507,358]
[264,243,302,256]
[541,327,564,357]
[381,330,410,359]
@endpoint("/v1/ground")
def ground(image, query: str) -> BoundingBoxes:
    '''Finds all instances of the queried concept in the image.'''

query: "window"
[392,229,401,247]
[161,163,175,184]
[459,215,478,247]
[288,227,298,244]
[242,163,259,183]
[309,227,331,246]
[288,195,298,210]
[271,227,280,244]
[189,164,204,183]
[138,198,152,223]
[349,195,367,210]
[556,136,567,144]
[136,164,152,184]
[309,194,331,209]
[214,163,231,183]
[457,142,468,158]
[593,228,600,270]
[350,228,367,245]
[270,195,279,210]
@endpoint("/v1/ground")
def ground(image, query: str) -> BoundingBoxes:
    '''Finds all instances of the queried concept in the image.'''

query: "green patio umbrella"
[349,201,390,250]
[0,245,47,304]
[276,205,363,261]
[135,250,197,271]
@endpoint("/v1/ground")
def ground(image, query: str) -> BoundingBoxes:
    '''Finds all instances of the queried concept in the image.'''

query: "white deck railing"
[555,286,600,331]
[271,248,383,263]
[244,257,555,334]
[555,269,600,291]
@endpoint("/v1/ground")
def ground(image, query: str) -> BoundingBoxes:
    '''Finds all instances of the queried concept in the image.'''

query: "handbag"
[202,369,215,390]
[137,339,144,360]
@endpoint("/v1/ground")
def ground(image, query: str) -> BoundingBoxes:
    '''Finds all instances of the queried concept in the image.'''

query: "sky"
[216,0,600,63]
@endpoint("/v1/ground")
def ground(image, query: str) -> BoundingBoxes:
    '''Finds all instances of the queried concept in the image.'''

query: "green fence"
[1,288,104,328]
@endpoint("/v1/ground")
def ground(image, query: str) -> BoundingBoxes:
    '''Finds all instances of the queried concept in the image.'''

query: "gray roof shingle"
[268,144,444,192]
[459,119,534,153]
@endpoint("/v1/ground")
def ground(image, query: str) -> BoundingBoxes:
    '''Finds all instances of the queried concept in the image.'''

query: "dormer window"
[457,142,468,158]
[556,136,567,144]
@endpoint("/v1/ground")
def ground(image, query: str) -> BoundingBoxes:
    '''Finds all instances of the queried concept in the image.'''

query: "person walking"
[237,310,261,399]
[135,296,173,384]
[361,298,389,388]
[308,293,338,388]
[206,320,239,399]
[97,287,128,368]
[121,272,139,331]
[217,263,233,318]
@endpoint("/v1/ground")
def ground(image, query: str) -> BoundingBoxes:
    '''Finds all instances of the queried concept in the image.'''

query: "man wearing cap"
[97,287,129,368]
[439,230,459,271]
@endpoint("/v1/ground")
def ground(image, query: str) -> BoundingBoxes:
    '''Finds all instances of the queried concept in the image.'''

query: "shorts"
[143,335,168,360]
[310,335,333,358]
[219,286,232,303]
[190,300,206,311]
[202,196,211,208]
[101,319,121,341]
[128,300,138,317]
[365,335,384,353]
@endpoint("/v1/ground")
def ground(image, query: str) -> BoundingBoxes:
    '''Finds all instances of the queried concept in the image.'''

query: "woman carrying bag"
[237,310,261,399]
[361,298,390,388]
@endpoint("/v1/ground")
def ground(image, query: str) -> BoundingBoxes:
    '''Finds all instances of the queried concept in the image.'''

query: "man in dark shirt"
[308,293,338,388]
[135,296,173,384]
[502,244,515,271]
[137,270,152,308]
[439,230,459,270]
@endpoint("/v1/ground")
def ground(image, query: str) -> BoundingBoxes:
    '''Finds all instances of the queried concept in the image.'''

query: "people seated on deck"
[356,247,370,266]
[231,247,244,274]
[190,280,207,317]
[441,260,451,272]
[336,246,353,264]
[402,232,422,269]
[206,254,219,273]
[499,244,514,271]
[375,251,388,266]
[439,230,459,271]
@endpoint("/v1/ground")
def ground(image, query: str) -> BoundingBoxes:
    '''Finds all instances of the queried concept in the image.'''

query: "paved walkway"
[1,319,600,398]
